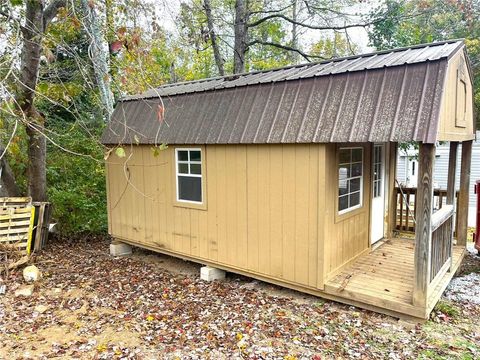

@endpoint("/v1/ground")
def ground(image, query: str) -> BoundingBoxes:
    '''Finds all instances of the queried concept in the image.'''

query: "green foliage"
[247,10,291,71]
[310,33,357,59]
[174,0,222,79]
[398,141,419,153]
[434,300,459,318]
[46,119,107,235]
[0,110,29,194]
[115,147,126,158]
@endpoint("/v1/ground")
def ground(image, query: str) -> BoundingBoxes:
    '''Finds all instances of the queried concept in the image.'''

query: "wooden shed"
[101,40,475,319]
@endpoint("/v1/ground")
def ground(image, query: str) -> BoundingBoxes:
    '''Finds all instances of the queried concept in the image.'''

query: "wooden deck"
[324,238,465,319]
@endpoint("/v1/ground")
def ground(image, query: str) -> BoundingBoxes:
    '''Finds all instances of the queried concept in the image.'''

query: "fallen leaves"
[0,237,478,359]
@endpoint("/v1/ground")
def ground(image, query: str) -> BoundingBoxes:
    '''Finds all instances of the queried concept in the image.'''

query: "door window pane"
[373,145,383,199]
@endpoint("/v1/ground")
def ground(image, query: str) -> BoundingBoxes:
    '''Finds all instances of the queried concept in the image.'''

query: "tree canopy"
[0,0,478,235]
[369,0,480,127]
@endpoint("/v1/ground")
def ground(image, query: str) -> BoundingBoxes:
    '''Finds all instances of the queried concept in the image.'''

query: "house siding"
[106,144,346,291]
[323,144,371,279]
[437,50,475,142]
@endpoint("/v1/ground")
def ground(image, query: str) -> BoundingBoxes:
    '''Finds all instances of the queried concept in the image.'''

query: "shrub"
[46,119,107,235]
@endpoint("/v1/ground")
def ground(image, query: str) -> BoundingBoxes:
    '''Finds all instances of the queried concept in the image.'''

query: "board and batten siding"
[437,50,475,142]
[323,144,371,279]
[106,144,329,290]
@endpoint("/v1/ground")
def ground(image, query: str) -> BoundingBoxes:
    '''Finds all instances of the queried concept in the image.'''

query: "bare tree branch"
[0,9,21,24]
[247,13,379,30]
[43,0,66,28]
[248,40,327,62]
[248,2,295,16]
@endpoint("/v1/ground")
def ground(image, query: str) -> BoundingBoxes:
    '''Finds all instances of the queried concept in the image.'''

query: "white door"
[407,158,418,187]
[371,144,386,244]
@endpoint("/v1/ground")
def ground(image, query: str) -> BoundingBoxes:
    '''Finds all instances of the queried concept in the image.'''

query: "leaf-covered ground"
[0,238,479,359]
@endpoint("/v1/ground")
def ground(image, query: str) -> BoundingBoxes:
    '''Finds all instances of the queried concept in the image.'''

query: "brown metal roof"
[102,40,464,145]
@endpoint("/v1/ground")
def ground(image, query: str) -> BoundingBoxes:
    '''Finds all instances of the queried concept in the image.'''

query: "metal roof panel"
[102,40,463,145]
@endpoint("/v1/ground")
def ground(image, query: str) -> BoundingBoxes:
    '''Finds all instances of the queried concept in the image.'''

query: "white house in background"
[397,131,479,227]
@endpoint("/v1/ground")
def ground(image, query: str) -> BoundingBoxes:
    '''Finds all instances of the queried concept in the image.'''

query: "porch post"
[447,142,458,271]
[457,140,473,247]
[413,142,435,307]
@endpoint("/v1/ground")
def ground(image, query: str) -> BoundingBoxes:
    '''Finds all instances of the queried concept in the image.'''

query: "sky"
[154,0,379,55]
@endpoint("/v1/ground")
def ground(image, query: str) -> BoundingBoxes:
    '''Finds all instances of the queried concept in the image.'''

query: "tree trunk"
[81,0,114,118]
[0,146,20,197]
[290,0,299,64]
[16,0,65,202]
[18,0,47,202]
[204,0,224,76]
[233,0,247,74]
[26,121,47,201]
[18,1,44,111]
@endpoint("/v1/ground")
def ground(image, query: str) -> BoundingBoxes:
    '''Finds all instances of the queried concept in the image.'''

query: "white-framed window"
[373,145,383,198]
[338,147,363,214]
[175,148,203,203]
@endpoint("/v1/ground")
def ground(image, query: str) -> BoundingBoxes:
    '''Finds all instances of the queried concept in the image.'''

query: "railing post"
[413,142,435,307]
[447,142,458,271]
[457,140,473,247]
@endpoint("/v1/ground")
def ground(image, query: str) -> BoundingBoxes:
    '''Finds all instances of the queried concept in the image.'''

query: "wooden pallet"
[32,202,52,251]
[0,206,35,256]
[0,197,32,211]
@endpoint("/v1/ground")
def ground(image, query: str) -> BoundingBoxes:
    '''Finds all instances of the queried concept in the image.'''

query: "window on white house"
[338,147,363,213]
[176,149,202,203]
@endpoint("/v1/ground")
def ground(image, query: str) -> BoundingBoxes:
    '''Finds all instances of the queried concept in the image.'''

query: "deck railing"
[430,205,454,282]
[395,187,459,236]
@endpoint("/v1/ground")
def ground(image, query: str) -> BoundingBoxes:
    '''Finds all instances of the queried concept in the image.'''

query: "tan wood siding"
[323,144,371,279]
[106,144,325,290]
[438,51,475,141]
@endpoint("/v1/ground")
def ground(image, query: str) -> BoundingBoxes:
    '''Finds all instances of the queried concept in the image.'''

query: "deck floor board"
[325,238,464,318]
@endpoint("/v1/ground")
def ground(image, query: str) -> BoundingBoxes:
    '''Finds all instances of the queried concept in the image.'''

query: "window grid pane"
[190,151,201,162]
[338,148,363,213]
[190,163,201,175]
[178,163,189,174]
[177,149,203,202]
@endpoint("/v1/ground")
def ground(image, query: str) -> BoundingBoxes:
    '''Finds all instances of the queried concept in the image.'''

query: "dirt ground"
[0,237,479,359]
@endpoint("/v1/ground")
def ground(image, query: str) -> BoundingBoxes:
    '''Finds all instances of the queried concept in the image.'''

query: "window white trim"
[175,148,203,204]
[338,147,364,215]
